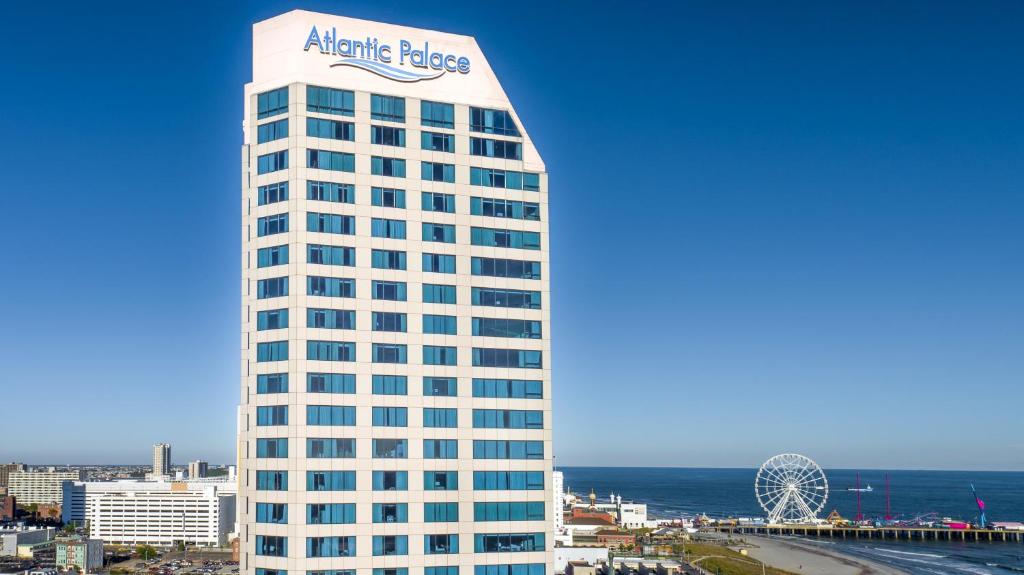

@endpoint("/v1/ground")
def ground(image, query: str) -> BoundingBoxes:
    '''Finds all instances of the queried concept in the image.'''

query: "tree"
[136,545,158,560]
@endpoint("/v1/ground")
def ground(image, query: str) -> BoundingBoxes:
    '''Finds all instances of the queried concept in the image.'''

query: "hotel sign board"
[304,25,471,82]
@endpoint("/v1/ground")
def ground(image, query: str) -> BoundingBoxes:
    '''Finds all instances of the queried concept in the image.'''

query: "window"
[424,503,459,522]
[307,308,354,329]
[307,503,355,524]
[426,568,458,575]
[256,438,288,458]
[469,107,520,136]
[473,409,543,429]
[257,150,287,174]
[372,308,408,329]
[307,470,355,491]
[473,440,544,460]
[372,375,407,395]
[371,94,405,122]
[257,87,288,119]
[257,341,288,362]
[256,470,287,491]
[307,276,354,298]
[474,502,545,522]
[422,223,455,243]
[372,406,408,427]
[473,471,545,491]
[372,280,407,301]
[421,161,455,182]
[307,373,355,394]
[372,438,407,459]
[258,181,288,205]
[470,227,540,250]
[423,314,456,335]
[372,343,407,363]
[422,192,455,213]
[307,117,354,141]
[470,137,522,160]
[473,379,542,399]
[471,198,540,221]
[255,569,284,575]
[422,253,456,274]
[470,168,540,191]
[373,503,408,523]
[257,277,288,299]
[306,438,355,458]
[472,288,541,309]
[307,212,355,234]
[255,535,287,557]
[256,503,288,524]
[371,249,406,270]
[257,245,288,268]
[424,377,457,397]
[424,471,458,491]
[376,570,408,575]
[423,284,456,304]
[257,309,288,330]
[372,535,408,556]
[257,213,288,236]
[474,566,544,575]
[371,187,405,208]
[472,318,542,339]
[307,244,355,266]
[371,218,407,239]
[371,156,406,177]
[372,471,408,491]
[307,181,354,203]
[308,149,355,172]
[423,346,457,366]
[307,340,355,361]
[306,536,355,558]
[257,373,288,394]
[471,257,541,280]
[423,439,458,459]
[307,405,356,426]
[307,85,354,116]
[423,408,457,428]
[258,118,288,143]
[472,348,543,369]
[473,533,545,553]
[421,131,455,152]
[371,125,406,146]
[257,405,288,426]
[421,100,454,128]
[425,534,458,555]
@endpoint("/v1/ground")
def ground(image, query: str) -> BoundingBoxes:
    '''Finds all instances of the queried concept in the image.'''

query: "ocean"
[558,466,1024,574]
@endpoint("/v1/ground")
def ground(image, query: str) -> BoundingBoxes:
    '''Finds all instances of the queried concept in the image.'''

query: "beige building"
[8,470,83,505]
[153,443,172,477]
[239,9,552,575]
[189,460,209,479]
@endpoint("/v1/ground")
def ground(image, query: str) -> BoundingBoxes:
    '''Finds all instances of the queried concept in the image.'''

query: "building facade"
[239,9,552,575]
[190,461,210,479]
[55,538,104,572]
[62,479,237,547]
[0,463,26,489]
[153,444,172,477]
[8,470,84,505]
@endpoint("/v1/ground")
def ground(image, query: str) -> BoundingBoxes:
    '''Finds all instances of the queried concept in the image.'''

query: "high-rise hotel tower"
[240,10,552,575]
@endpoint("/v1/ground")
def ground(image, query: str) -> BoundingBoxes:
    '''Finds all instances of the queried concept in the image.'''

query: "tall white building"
[239,10,552,575]
[189,461,210,479]
[62,479,237,547]
[153,443,172,477]
[8,470,84,505]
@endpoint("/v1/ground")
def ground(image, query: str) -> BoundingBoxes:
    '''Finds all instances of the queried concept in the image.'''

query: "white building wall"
[240,9,552,575]
[9,471,84,505]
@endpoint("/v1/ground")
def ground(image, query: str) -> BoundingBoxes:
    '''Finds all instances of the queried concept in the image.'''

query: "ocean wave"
[872,547,948,559]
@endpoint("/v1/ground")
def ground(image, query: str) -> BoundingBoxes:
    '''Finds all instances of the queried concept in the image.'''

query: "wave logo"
[305,26,471,83]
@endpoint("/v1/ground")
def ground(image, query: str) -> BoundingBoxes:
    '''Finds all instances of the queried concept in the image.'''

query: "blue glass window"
[307,503,355,524]
[256,470,287,490]
[474,566,544,575]
[307,276,354,298]
[473,440,544,460]
[423,314,457,335]
[421,100,454,128]
[423,377,457,397]
[423,346,457,366]
[371,535,408,556]
[372,471,408,491]
[424,471,458,491]
[307,405,356,426]
[256,503,287,524]
[473,471,545,491]
[307,212,354,234]
[470,137,522,160]
[470,227,540,250]
[257,213,288,236]
[472,348,543,369]
[307,181,354,203]
[421,162,455,183]
[307,117,354,141]
[422,253,456,274]
[308,149,355,172]
[371,156,406,177]
[258,182,288,205]
[307,373,355,394]
[422,223,455,243]
[473,409,543,429]
[307,85,354,116]
[472,318,541,339]
[371,249,407,270]
[307,340,355,361]
[422,192,455,213]
[425,534,458,554]
[306,438,355,458]
[256,438,288,458]
[257,341,288,362]
[371,95,405,122]
[255,535,286,557]
[426,568,458,575]
[423,439,458,459]
[372,375,407,395]
[257,373,288,394]
[307,244,355,266]
[372,343,407,364]
[372,407,408,427]
[257,87,288,119]
[372,438,408,459]
[306,536,354,558]
[421,131,455,152]
[372,503,408,523]
[257,405,288,426]
[473,534,545,553]
[257,245,288,268]
[307,470,355,491]
[257,309,288,330]
[371,125,406,146]
[469,107,519,136]
[372,311,406,332]
[257,151,287,174]
[371,187,405,208]
[473,379,542,399]
[257,277,288,299]
[258,118,288,143]
[372,280,407,301]
[472,288,541,309]
[470,168,539,191]
[471,198,540,221]
[371,218,407,239]
[423,408,457,428]
[424,503,459,522]
[307,308,353,329]
[423,284,456,304]
[471,257,541,280]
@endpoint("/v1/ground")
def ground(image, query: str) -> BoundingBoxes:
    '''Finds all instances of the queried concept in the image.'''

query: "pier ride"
[755,453,829,524]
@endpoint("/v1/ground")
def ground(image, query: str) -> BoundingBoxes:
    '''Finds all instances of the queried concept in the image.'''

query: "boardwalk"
[714,524,1024,542]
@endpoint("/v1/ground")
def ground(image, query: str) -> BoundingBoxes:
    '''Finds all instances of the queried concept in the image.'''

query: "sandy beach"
[734,535,908,575]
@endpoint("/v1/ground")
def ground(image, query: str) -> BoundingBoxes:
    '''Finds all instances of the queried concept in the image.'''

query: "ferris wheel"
[755,453,829,524]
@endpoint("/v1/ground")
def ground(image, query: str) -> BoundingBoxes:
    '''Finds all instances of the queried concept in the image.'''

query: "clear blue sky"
[1,0,1021,470]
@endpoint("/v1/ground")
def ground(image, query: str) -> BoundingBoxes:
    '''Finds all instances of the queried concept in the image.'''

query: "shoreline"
[732,535,909,575]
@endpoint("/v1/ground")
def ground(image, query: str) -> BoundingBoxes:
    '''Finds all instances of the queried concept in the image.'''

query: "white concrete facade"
[62,479,237,547]
[8,470,84,505]
[240,9,552,575]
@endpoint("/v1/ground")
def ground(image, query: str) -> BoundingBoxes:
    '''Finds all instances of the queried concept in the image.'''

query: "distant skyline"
[1,0,1021,471]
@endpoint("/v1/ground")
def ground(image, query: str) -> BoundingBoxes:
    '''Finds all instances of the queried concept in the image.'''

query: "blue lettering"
[379,44,392,63]
[309,28,471,77]
[399,40,412,65]
[304,26,325,52]
[443,54,457,72]
[456,56,470,74]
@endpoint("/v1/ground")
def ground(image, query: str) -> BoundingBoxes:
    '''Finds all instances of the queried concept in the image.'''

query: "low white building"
[8,470,84,505]
[0,525,55,557]
[63,478,236,547]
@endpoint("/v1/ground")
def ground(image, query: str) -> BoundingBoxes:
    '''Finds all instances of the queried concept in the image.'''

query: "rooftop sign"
[304,25,471,82]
